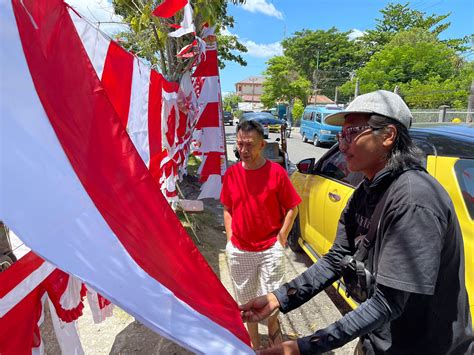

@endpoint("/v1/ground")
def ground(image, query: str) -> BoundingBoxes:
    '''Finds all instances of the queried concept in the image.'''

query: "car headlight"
[320,130,331,135]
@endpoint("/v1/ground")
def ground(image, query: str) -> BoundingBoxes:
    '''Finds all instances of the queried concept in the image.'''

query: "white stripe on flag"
[68,8,109,80]
[197,127,225,153]
[0,261,56,317]
[0,4,251,354]
[198,76,219,105]
[127,58,151,167]
[198,175,222,200]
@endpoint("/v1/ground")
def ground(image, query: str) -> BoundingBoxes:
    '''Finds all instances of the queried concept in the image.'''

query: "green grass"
[186,154,201,176]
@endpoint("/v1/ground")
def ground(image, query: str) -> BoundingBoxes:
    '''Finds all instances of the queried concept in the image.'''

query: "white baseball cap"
[325,90,413,128]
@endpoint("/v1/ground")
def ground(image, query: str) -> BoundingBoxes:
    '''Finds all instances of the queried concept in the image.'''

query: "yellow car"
[288,123,474,315]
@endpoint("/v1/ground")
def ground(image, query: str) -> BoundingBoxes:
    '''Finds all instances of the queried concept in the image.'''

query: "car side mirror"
[297,158,315,174]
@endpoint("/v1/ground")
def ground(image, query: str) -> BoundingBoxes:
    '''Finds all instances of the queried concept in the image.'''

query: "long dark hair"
[368,115,424,175]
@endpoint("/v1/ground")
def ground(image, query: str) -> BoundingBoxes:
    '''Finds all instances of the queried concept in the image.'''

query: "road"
[225,125,331,167]
[224,124,357,353]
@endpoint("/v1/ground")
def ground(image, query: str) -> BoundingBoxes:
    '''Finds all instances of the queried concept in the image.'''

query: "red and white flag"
[0,1,251,353]
[0,252,86,354]
[192,29,227,199]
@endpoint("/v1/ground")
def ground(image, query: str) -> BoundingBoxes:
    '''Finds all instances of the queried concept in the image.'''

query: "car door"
[310,147,364,254]
[292,172,332,256]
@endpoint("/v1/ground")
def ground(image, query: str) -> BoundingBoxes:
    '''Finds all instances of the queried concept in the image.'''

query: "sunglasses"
[336,125,381,145]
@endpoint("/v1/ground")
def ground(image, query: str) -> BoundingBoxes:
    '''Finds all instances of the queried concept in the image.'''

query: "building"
[307,94,335,105]
[235,76,265,110]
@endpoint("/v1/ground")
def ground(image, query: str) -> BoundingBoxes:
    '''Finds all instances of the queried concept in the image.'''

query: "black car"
[239,112,288,139]
[223,111,234,126]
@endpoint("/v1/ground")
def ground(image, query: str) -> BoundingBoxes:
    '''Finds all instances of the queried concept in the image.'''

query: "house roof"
[307,94,335,104]
[235,76,265,85]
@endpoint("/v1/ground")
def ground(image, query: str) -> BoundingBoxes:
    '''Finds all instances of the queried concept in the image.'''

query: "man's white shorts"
[226,241,286,305]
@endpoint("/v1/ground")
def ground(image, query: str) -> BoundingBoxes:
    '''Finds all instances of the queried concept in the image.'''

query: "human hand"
[277,232,287,247]
[256,341,299,355]
[240,293,280,323]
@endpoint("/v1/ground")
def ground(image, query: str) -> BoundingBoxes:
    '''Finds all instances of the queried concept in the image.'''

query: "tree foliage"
[260,56,311,108]
[261,2,471,109]
[339,29,472,108]
[360,2,469,54]
[281,28,364,100]
[222,93,242,111]
[112,0,247,81]
[292,99,304,124]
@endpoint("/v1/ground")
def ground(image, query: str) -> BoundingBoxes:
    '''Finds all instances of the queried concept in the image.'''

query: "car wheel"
[313,135,320,147]
[302,133,308,143]
[288,215,303,253]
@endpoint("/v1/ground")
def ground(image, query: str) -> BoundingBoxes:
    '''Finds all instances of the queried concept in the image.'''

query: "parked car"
[288,123,474,315]
[223,111,234,126]
[240,111,285,139]
[300,105,342,146]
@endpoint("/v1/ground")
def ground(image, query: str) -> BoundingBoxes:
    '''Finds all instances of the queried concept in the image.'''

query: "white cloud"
[67,0,127,35]
[218,28,282,58]
[243,40,283,58]
[348,29,366,41]
[242,0,283,20]
[220,27,234,36]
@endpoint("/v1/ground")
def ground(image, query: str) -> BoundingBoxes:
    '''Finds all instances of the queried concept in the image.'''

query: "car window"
[454,159,474,220]
[412,138,433,168]
[315,113,322,123]
[317,149,364,187]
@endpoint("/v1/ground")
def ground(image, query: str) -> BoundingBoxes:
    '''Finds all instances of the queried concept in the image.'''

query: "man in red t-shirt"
[220,120,301,349]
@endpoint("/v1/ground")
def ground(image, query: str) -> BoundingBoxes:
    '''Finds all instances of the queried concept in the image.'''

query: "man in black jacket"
[240,90,473,354]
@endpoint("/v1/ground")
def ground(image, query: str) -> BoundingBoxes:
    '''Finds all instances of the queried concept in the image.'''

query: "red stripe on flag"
[196,102,219,128]
[13,0,249,346]
[148,70,163,161]
[0,252,44,298]
[200,152,224,178]
[192,49,218,77]
[101,41,133,128]
[152,0,188,18]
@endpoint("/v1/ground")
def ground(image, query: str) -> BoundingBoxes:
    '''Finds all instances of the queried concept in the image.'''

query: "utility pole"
[249,77,257,110]
[467,78,474,123]
[334,86,338,104]
[312,51,320,103]
[354,79,360,97]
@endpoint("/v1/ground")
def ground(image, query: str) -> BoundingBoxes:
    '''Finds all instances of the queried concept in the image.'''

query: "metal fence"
[411,108,474,123]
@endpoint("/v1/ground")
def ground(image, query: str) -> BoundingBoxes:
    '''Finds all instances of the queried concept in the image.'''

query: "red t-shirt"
[220,160,302,251]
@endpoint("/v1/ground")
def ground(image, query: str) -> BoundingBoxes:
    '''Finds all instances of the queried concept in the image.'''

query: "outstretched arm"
[296,285,409,354]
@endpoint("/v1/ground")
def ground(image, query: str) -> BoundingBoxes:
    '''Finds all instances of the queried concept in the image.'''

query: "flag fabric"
[0,1,251,354]
[192,30,227,199]
[152,0,188,18]
[168,3,196,38]
[0,252,85,354]
[152,0,195,38]
[68,7,184,200]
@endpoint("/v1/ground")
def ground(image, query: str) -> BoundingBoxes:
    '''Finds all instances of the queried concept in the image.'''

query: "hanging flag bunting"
[68,6,190,200]
[192,26,227,199]
[152,0,188,18]
[168,3,196,38]
[0,1,251,354]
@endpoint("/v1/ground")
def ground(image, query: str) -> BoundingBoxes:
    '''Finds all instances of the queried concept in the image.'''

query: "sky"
[67,0,473,94]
